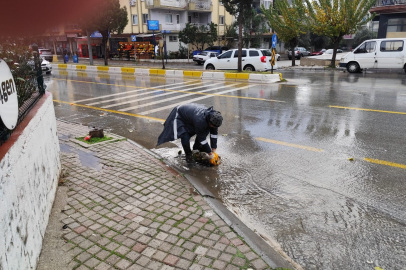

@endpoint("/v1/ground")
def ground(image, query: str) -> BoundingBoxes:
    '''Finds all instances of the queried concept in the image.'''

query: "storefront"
[75,33,103,58]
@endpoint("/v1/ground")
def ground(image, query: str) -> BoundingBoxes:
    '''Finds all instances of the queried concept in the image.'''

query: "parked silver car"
[288,47,311,60]
[38,48,53,62]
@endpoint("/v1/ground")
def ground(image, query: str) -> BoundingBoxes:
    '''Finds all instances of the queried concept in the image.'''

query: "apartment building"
[370,0,406,38]
[120,0,234,52]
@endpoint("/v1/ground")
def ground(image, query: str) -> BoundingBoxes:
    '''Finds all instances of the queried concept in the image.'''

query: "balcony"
[370,0,406,14]
[149,22,209,33]
[146,0,187,10]
[188,0,212,12]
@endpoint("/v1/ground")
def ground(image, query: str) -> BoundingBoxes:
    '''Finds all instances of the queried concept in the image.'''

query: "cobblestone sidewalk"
[38,120,279,270]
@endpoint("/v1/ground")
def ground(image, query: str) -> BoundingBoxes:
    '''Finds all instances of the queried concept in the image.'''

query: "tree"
[352,27,377,48]
[179,23,218,51]
[222,0,254,72]
[304,0,376,67]
[91,0,128,65]
[78,16,98,65]
[262,0,308,66]
[243,9,268,48]
[223,23,238,48]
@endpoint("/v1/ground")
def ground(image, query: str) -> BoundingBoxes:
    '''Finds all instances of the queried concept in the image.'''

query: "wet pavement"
[46,69,406,269]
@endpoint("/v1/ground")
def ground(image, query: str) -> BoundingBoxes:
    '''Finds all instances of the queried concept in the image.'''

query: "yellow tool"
[210,152,220,166]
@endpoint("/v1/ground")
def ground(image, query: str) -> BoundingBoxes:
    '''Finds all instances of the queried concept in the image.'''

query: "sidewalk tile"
[163,254,180,266]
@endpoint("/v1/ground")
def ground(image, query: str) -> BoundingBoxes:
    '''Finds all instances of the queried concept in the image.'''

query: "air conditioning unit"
[129,0,136,6]
[193,12,199,18]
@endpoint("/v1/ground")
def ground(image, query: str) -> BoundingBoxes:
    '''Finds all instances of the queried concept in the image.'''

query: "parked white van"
[339,38,406,73]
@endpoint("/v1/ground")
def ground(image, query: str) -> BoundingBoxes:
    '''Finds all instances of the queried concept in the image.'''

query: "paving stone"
[231,256,246,267]
[142,247,157,257]
[163,254,180,266]
[116,245,131,255]
[244,251,259,261]
[198,256,213,266]
[76,252,92,263]
[175,258,192,270]
[126,250,141,261]
[212,259,227,270]
[219,237,230,245]
[105,242,120,251]
[95,250,111,260]
[207,249,221,259]
[106,254,121,265]
[219,253,233,263]
[237,244,251,253]
[225,246,237,254]
[115,259,132,270]
[152,250,167,261]
[230,238,244,246]
[195,246,208,256]
[136,255,151,266]
[225,264,240,270]
[94,261,112,270]
[132,243,147,253]
[250,258,267,270]
[84,257,101,268]
[189,264,205,270]
[74,226,88,234]
[213,243,227,251]
[87,245,102,255]
[181,249,196,261]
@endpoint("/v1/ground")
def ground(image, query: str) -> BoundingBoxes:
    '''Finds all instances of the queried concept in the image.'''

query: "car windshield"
[261,50,272,56]
[40,49,51,53]
[199,52,208,56]
[324,49,334,54]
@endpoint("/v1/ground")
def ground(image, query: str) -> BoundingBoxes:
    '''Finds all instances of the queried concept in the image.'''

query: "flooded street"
[47,69,406,269]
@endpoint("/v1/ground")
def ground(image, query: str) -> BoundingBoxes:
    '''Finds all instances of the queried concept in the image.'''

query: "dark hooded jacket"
[157,103,219,153]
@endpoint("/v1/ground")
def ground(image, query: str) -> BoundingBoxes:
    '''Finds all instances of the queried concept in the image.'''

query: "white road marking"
[100,82,222,109]
[119,83,240,112]
[73,81,199,103]
[139,85,254,115]
[87,82,206,106]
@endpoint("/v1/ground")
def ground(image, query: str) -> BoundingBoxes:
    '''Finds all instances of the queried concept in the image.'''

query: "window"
[263,38,271,43]
[165,14,173,23]
[169,36,178,42]
[176,14,180,24]
[263,0,271,9]
[233,50,246,57]
[260,50,272,56]
[249,50,259,57]
[380,40,404,52]
[188,15,192,23]
[387,18,406,33]
[142,14,148,24]
[219,51,232,59]
[132,15,138,25]
[355,41,376,54]
[219,15,224,25]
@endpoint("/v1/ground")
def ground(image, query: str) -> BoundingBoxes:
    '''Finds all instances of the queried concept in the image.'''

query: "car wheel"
[347,62,360,73]
[206,64,215,70]
[46,71,51,74]
[243,65,255,71]
[277,56,280,61]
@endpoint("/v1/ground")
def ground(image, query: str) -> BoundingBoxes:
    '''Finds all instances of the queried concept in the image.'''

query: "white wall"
[0,93,61,270]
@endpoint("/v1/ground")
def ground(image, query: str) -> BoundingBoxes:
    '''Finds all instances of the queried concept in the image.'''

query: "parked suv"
[38,48,53,62]
[204,48,277,71]
[193,51,219,65]
[288,47,310,60]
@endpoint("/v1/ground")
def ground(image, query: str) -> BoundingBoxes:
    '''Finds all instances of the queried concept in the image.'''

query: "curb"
[51,64,284,83]
[126,139,300,270]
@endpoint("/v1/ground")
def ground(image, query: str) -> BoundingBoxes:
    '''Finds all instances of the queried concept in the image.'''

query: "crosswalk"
[73,81,257,117]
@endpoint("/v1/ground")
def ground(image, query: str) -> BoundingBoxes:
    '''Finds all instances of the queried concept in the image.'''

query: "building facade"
[370,0,406,39]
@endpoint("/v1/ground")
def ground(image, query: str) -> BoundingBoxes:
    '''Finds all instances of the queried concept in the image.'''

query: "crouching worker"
[157,103,222,165]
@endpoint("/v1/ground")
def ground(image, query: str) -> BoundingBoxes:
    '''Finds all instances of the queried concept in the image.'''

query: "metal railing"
[373,0,406,7]
[189,0,211,9]
[0,73,44,146]
[146,0,187,8]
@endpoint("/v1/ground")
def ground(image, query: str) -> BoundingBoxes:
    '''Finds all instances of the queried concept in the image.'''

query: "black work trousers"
[180,133,204,155]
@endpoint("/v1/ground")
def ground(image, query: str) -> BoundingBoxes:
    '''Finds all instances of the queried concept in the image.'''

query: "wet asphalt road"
[47,69,406,270]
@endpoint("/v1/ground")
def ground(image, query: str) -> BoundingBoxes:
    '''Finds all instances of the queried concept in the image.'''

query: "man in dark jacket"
[157,103,223,161]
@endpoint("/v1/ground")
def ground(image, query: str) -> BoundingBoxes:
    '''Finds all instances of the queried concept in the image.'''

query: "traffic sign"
[272,34,277,48]
[131,35,137,42]
[0,59,18,130]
